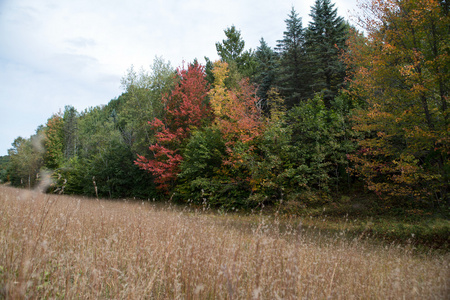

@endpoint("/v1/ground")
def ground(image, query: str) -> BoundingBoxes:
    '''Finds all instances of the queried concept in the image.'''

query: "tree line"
[2,0,448,212]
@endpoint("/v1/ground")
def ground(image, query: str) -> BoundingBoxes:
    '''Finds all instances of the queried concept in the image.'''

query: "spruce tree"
[305,0,347,108]
[254,38,277,110]
[276,7,309,108]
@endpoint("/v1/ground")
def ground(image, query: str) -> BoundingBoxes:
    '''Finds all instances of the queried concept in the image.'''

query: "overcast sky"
[0,0,359,156]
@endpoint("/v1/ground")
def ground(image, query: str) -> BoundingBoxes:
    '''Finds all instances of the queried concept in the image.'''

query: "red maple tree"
[135,63,210,191]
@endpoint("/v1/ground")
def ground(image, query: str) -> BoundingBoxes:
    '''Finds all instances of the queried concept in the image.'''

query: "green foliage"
[305,0,348,107]
[85,141,157,199]
[275,7,309,107]
[44,113,64,170]
[203,56,215,85]
[62,106,79,159]
[283,94,355,194]
[176,127,240,206]
[178,127,225,182]
[119,57,175,155]
[216,25,257,79]
[247,111,293,204]
[0,155,10,183]
[45,99,161,199]
[254,38,278,110]
[7,134,44,188]
[246,93,356,206]
[55,156,87,195]
[177,128,253,208]
[216,25,245,62]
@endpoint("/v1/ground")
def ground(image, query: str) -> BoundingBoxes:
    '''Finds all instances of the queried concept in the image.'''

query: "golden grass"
[0,185,448,299]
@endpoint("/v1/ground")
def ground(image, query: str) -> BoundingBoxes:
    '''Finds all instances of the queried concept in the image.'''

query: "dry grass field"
[0,185,448,299]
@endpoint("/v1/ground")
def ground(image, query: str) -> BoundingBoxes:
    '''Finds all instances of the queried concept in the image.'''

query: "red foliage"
[209,61,264,168]
[135,63,210,191]
[216,78,263,146]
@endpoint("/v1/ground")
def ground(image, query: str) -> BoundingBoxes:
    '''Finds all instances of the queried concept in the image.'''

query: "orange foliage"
[209,61,265,167]
[344,0,449,202]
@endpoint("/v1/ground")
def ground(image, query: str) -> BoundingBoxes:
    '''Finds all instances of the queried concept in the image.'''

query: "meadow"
[0,185,448,299]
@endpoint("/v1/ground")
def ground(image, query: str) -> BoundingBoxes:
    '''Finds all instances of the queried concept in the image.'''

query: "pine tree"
[305,0,347,108]
[276,7,309,108]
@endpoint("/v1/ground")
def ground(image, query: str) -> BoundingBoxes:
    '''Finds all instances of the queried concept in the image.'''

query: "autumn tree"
[176,61,265,207]
[210,61,265,202]
[209,61,264,164]
[345,0,450,206]
[135,63,211,191]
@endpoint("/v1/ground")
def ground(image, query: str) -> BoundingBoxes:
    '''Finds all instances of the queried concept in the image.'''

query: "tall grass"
[0,185,448,299]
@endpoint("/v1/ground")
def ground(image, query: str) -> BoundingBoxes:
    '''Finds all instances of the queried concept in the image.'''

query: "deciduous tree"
[8,134,44,188]
[120,57,175,154]
[345,0,450,205]
[135,63,210,191]
[44,113,64,170]
[209,61,264,167]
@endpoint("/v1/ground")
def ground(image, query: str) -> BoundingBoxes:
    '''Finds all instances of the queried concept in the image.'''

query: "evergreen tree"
[62,105,79,159]
[305,0,348,108]
[276,7,309,108]
[254,38,277,111]
[216,25,245,62]
[215,25,256,79]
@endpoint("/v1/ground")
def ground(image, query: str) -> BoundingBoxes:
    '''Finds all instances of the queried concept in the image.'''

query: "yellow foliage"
[209,61,230,118]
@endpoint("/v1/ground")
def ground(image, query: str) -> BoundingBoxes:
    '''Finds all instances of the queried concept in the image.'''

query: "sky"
[0,0,359,156]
